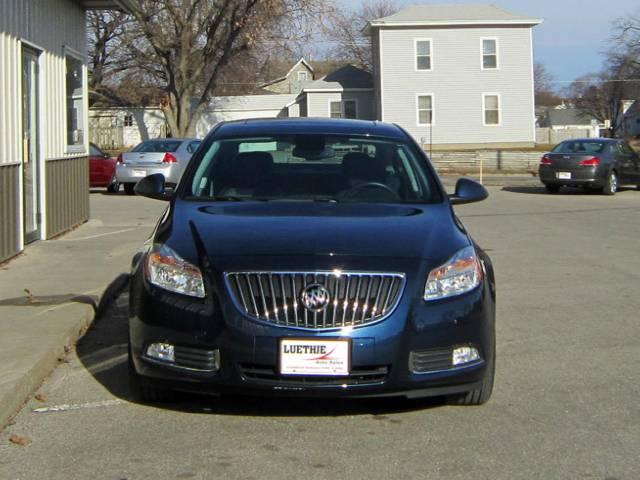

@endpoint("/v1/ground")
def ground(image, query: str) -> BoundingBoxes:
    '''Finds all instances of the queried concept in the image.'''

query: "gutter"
[114,0,139,13]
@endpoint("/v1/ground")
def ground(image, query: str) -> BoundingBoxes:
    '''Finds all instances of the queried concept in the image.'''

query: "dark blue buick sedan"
[129,118,496,405]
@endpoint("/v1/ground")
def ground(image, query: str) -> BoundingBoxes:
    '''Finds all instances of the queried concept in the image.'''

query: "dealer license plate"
[132,169,147,177]
[557,172,571,179]
[279,339,350,376]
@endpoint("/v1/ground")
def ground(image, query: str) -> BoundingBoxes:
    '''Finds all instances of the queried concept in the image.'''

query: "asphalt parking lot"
[1,185,639,480]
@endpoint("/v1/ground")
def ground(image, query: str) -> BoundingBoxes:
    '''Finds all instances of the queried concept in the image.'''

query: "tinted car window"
[187,141,201,154]
[618,142,636,156]
[552,141,606,154]
[89,144,104,156]
[132,140,182,153]
[187,135,440,203]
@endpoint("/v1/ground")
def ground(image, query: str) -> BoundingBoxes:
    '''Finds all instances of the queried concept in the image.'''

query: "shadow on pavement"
[501,185,594,195]
[0,293,98,308]
[503,185,639,196]
[77,278,443,417]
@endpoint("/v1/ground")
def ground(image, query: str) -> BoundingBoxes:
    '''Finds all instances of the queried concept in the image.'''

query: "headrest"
[233,151,274,175]
[342,152,384,181]
[229,151,274,187]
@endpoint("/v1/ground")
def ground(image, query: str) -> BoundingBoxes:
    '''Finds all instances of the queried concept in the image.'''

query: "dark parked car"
[128,118,496,406]
[89,143,118,193]
[539,138,640,194]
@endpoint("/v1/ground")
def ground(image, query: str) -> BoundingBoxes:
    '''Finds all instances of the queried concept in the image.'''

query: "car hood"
[161,201,469,264]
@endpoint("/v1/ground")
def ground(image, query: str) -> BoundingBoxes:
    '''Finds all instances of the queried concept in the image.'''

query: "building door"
[22,47,40,243]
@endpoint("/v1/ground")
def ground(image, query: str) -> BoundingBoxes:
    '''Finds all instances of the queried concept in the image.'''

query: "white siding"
[1,0,89,163]
[306,91,375,120]
[0,32,21,166]
[0,0,87,56]
[196,108,286,137]
[1,0,89,244]
[90,108,168,147]
[378,26,535,146]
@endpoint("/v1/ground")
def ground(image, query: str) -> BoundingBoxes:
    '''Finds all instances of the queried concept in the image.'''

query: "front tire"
[107,176,120,193]
[447,344,495,406]
[602,171,617,195]
[124,183,136,195]
[128,345,175,403]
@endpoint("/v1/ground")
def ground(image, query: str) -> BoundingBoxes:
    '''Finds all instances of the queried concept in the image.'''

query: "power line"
[549,78,640,84]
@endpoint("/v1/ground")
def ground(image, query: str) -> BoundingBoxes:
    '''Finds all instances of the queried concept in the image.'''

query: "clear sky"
[336,0,639,85]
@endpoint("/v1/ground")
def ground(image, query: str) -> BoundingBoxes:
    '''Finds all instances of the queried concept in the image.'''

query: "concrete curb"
[0,304,94,430]
[0,274,130,430]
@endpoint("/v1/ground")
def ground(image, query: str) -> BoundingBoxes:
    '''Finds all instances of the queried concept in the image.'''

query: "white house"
[89,94,298,147]
[296,65,375,120]
[620,100,640,138]
[0,0,136,263]
[366,4,542,149]
[259,57,315,94]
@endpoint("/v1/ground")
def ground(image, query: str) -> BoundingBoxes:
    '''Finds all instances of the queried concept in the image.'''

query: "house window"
[124,115,133,127]
[329,100,357,119]
[415,39,432,71]
[417,95,434,125]
[483,94,500,125]
[297,71,308,82]
[330,101,342,118]
[344,100,357,119]
[65,54,84,147]
[482,38,498,69]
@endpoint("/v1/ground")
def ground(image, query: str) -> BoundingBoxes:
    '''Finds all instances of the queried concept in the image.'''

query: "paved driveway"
[1,186,639,480]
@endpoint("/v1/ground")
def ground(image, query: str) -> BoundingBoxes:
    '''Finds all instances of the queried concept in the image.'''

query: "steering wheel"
[339,182,401,201]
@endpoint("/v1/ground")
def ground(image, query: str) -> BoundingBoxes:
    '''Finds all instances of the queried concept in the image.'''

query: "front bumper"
[128,259,495,399]
[116,163,180,185]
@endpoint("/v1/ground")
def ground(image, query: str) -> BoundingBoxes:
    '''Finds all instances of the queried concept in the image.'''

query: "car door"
[618,141,640,184]
[89,143,110,185]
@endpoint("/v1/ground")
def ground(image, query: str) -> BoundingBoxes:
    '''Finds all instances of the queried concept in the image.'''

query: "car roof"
[212,117,408,140]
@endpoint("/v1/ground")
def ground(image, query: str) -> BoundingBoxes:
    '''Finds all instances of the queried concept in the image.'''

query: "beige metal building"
[0,0,135,262]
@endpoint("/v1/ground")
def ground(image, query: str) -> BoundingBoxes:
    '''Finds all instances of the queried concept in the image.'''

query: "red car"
[90,143,119,193]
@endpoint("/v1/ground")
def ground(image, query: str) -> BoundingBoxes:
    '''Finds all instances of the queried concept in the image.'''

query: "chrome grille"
[225,271,406,330]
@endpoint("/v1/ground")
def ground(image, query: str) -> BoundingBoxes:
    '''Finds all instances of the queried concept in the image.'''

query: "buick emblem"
[300,284,331,312]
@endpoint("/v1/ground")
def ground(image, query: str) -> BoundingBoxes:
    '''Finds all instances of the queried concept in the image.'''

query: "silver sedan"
[116,138,201,195]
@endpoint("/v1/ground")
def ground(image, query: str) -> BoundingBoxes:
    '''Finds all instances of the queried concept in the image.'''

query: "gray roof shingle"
[369,4,541,27]
[303,65,373,91]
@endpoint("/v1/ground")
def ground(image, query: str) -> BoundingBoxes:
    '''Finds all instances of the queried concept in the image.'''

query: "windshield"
[132,140,182,153]
[552,140,606,154]
[185,135,441,203]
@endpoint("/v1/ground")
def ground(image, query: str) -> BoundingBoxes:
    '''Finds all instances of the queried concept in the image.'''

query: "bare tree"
[564,11,640,136]
[87,10,133,106]
[328,0,399,71]
[611,9,640,71]
[89,0,331,137]
[566,57,637,136]
[533,62,561,106]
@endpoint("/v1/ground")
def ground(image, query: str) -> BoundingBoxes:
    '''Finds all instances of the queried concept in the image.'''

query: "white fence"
[429,150,542,173]
[535,128,593,145]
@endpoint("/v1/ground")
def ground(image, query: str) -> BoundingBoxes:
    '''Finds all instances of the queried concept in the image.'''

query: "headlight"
[145,244,205,298]
[424,246,483,301]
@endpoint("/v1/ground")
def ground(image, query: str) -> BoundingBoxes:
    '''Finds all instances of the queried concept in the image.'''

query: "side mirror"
[134,173,172,201]
[449,178,488,205]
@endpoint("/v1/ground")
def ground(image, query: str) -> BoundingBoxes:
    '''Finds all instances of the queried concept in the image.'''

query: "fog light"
[146,343,175,363]
[452,346,480,366]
